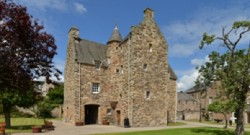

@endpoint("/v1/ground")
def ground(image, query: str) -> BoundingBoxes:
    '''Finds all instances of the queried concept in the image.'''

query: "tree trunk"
[235,107,244,135]
[3,103,11,128]
[222,112,228,129]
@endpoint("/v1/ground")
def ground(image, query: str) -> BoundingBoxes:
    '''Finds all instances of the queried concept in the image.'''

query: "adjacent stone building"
[177,92,199,120]
[63,8,177,127]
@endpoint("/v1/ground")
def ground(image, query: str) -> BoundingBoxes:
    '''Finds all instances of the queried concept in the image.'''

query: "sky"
[15,0,250,92]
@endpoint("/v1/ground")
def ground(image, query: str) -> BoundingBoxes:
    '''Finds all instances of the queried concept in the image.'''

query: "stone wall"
[168,79,177,122]
[126,8,171,127]
[177,111,200,120]
[79,64,109,124]
[63,27,79,124]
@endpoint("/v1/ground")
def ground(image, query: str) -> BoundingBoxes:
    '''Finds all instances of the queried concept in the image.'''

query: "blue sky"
[16,0,250,91]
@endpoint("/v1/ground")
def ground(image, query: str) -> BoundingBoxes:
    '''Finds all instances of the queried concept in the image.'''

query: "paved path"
[13,120,242,135]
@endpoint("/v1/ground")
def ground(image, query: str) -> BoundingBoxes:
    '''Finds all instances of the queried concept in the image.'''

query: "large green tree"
[198,21,250,135]
[0,0,61,127]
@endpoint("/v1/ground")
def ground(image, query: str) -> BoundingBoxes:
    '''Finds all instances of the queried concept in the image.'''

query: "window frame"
[92,83,100,93]
[94,61,101,70]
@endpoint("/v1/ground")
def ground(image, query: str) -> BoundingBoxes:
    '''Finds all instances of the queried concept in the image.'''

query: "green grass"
[95,127,250,135]
[187,119,250,129]
[0,117,45,133]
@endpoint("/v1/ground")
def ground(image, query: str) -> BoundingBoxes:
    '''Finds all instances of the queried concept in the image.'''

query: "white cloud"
[54,58,65,82]
[17,0,87,14]
[74,3,87,14]
[191,56,209,66]
[170,42,197,57]
[18,0,67,11]
[177,55,210,91]
[177,69,199,92]
[164,2,250,57]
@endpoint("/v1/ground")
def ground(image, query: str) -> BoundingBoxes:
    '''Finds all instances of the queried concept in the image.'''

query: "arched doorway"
[85,104,99,124]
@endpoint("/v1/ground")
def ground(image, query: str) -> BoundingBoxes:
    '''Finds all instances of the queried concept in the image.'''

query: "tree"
[208,100,236,128]
[0,0,61,127]
[46,84,64,106]
[198,21,250,135]
[33,84,64,119]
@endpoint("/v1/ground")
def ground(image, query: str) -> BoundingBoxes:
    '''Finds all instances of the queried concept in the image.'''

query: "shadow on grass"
[191,128,233,135]
[7,125,33,130]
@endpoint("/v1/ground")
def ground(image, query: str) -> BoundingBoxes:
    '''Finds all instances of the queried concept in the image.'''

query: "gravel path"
[13,120,241,135]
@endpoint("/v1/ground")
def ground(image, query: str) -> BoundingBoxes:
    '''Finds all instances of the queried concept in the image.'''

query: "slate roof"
[185,85,206,93]
[185,86,198,93]
[169,65,177,80]
[178,92,196,101]
[75,38,108,67]
[75,38,177,80]
[107,26,122,44]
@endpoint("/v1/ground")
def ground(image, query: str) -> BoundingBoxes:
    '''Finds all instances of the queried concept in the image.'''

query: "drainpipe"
[79,63,81,122]
[128,33,132,126]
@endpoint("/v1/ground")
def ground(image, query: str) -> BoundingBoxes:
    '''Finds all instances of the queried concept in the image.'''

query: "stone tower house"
[64,8,177,127]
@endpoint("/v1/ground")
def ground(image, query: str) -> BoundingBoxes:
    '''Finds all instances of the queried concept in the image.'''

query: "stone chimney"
[68,27,80,44]
[143,8,154,19]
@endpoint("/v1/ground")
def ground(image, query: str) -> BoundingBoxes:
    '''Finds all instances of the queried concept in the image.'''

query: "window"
[116,69,120,74]
[95,61,101,70]
[145,90,150,99]
[92,83,100,93]
[143,63,147,70]
[149,44,152,52]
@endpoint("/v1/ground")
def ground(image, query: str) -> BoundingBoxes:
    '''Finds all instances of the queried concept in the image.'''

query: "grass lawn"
[0,117,45,133]
[95,127,250,135]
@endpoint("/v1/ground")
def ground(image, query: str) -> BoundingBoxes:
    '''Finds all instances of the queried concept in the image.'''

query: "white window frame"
[92,83,100,93]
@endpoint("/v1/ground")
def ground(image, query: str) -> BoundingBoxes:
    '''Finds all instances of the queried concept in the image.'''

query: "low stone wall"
[177,111,200,120]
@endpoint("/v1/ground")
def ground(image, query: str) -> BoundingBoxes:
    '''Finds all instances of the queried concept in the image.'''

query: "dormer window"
[95,61,101,70]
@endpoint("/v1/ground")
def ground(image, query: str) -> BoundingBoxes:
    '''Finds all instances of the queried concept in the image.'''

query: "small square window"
[92,83,100,93]
[116,69,120,73]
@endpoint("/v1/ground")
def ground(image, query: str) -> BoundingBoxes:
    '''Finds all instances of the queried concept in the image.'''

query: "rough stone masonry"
[63,8,177,127]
